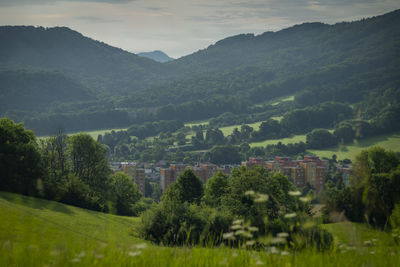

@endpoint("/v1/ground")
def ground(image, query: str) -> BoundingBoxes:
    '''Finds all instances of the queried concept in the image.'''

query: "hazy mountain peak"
[137,50,174,63]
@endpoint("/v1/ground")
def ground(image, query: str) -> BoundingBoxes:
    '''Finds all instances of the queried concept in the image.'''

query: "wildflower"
[277,232,289,238]
[248,226,259,232]
[233,219,244,225]
[271,237,286,244]
[363,240,372,246]
[245,190,255,196]
[76,251,86,258]
[246,240,255,246]
[231,252,238,257]
[95,254,104,259]
[50,250,60,256]
[281,251,290,256]
[71,258,81,263]
[134,243,148,250]
[299,197,309,202]
[223,232,235,240]
[289,191,301,197]
[235,230,246,236]
[128,251,141,257]
[284,212,296,219]
[254,193,269,203]
[231,224,242,230]
[256,260,264,265]
[270,246,279,254]
[370,251,375,255]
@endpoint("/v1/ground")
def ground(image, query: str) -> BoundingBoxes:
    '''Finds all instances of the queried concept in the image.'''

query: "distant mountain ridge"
[138,50,174,62]
[0,9,399,134]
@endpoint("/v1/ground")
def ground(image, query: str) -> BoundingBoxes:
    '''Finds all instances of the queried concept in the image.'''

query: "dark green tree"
[0,118,43,195]
[204,171,229,207]
[112,172,141,216]
[175,169,204,204]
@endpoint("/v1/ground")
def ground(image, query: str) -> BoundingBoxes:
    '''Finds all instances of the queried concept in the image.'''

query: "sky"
[0,0,399,58]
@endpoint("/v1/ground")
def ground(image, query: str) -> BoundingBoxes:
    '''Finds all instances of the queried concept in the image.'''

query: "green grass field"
[219,121,263,136]
[309,132,400,160]
[184,120,210,128]
[38,128,128,139]
[250,134,307,147]
[1,191,400,266]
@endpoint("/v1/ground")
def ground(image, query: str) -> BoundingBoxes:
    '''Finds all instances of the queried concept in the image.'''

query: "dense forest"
[0,9,399,136]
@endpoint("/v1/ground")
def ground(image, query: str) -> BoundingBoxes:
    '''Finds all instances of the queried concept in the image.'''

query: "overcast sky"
[0,0,399,58]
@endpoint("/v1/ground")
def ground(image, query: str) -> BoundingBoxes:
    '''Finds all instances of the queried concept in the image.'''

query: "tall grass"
[1,191,400,266]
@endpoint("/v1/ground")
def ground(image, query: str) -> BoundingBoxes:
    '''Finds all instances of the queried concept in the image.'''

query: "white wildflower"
[270,246,279,254]
[254,193,269,203]
[246,240,255,246]
[128,251,141,257]
[284,212,297,219]
[281,251,290,256]
[277,232,289,238]
[245,190,255,196]
[233,219,244,225]
[271,237,286,244]
[231,224,242,230]
[76,251,86,258]
[223,232,235,240]
[235,230,246,236]
[299,197,310,202]
[289,191,301,197]
[134,243,148,250]
[248,226,259,232]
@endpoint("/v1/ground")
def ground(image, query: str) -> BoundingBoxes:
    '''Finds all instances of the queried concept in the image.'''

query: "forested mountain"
[0,26,168,95]
[0,70,93,115]
[1,9,399,134]
[138,50,174,62]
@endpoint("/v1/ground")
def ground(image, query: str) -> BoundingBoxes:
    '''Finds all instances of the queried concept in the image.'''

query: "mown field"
[1,191,399,266]
[249,134,307,148]
[309,132,400,160]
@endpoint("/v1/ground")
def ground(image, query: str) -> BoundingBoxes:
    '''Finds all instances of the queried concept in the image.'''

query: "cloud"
[0,0,136,7]
[74,16,120,23]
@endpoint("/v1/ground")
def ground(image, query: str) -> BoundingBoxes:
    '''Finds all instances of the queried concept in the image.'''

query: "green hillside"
[1,10,399,134]
[1,191,400,266]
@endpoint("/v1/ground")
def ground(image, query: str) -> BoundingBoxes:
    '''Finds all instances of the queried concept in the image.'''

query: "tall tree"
[175,169,204,204]
[0,118,42,195]
[69,133,111,194]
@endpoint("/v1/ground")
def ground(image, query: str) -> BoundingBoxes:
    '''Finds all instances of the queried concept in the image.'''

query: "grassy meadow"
[1,191,400,266]
[309,132,400,160]
[250,134,307,147]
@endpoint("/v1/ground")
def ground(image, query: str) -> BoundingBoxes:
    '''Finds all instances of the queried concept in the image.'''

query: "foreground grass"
[1,191,399,266]
[309,131,400,160]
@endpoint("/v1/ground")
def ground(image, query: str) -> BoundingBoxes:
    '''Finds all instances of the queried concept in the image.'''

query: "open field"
[184,120,210,128]
[38,128,128,139]
[1,191,400,266]
[309,132,400,160]
[250,134,307,147]
[253,94,295,108]
[270,95,294,106]
[219,121,263,136]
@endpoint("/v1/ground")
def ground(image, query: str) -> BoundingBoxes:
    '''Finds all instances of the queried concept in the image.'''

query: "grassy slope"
[250,134,307,148]
[1,191,400,266]
[309,132,400,160]
[38,128,128,139]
